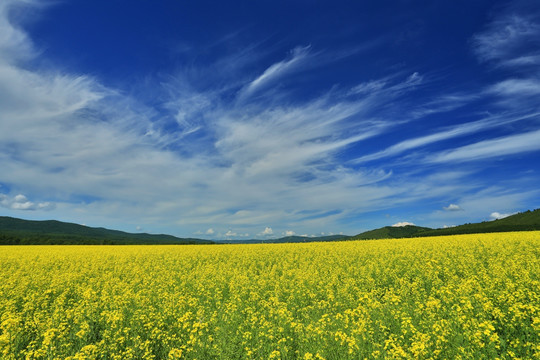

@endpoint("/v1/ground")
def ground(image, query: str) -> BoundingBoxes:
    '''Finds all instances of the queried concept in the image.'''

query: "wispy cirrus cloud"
[0,0,39,63]
[487,78,540,96]
[0,0,414,236]
[1,0,539,238]
[354,2,540,168]
[428,128,540,163]
[353,111,540,163]
[409,93,480,119]
[238,45,312,100]
[472,10,540,67]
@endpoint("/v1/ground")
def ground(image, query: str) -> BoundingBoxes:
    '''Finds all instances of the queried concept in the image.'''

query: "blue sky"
[1,0,539,239]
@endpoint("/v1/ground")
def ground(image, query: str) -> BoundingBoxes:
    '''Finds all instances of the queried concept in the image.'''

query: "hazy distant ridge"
[1,208,539,245]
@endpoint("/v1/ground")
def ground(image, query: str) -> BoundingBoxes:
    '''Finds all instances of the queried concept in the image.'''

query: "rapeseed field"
[0,232,538,359]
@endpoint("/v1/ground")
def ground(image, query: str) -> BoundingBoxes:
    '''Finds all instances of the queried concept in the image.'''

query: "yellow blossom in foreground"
[0,231,538,359]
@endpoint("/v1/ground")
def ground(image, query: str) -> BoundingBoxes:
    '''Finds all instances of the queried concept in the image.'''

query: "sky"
[1,0,539,239]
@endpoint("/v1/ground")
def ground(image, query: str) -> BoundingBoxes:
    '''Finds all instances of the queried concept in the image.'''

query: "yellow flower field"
[1,232,539,359]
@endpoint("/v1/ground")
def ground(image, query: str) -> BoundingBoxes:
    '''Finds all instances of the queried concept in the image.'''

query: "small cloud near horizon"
[259,227,274,236]
[0,193,55,211]
[443,204,463,211]
[392,221,415,227]
[490,211,515,220]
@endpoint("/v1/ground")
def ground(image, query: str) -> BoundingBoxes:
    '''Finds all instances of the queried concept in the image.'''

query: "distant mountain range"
[215,235,348,244]
[1,208,539,245]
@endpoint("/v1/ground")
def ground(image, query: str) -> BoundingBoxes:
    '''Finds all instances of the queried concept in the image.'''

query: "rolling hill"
[415,208,540,237]
[349,208,540,240]
[350,225,432,240]
[0,217,213,245]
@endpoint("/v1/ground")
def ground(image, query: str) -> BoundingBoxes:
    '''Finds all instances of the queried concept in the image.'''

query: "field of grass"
[1,232,539,359]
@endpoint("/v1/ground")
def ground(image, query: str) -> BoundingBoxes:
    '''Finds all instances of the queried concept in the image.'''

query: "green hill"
[416,208,540,237]
[350,225,432,240]
[350,209,540,240]
[0,217,213,245]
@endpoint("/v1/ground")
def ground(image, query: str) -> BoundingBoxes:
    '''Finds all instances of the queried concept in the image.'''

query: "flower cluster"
[0,232,538,359]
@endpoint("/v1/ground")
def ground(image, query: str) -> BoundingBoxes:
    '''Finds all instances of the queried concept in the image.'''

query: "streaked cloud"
[428,129,540,163]
[0,0,538,238]
[354,111,539,163]
[472,11,540,66]
[238,45,311,100]
[487,78,540,96]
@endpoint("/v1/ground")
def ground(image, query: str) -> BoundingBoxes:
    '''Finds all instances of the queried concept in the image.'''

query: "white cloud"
[239,45,311,99]
[0,0,536,238]
[225,230,237,237]
[488,78,540,96]
[472,13,540,65]
[283,230,295,236]
[425,186,537,229]
[0,193,55,211]
[502,54,540,67]
[429,129,540,163]
[0,0,39,64]
[405,72,422,85]
[14,194,27,202]
[392,221,415,227]
[0,3,427,238]
[443,204,463,211]
[355,111,539,163]
[259,227,273,236]
[490,211,515,220]
[349,79,387,95]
